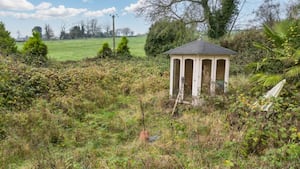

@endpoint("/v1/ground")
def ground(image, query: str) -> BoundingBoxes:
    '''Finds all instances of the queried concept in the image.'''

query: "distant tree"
[254,0,280,27]
[104,24,111,37]
[130,31,134,36]
[32,26,42,37]
[145,19,198,57]
[286,0,300,19]
[97,42,112,58]
[109,30,114,37]
[90,19,99,37]
[116,28,122,36]
[69,26,82,39]
[121,27,131,36]
[117,37,131,57]
[22,31,48,66]
[0,22,17,55]
[17,30,21,39]
[85,20,91,37]
[60,24,67,40]
[44,24,54,40]
[85,19,101,38]
[80,20,85,38]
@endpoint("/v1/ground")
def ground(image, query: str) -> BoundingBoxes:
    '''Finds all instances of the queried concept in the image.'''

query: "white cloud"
[84,7,116,17]
[82,0,89,3]
[0,11,12,17]
[13,12,36,19]
[124,0,146,13]
[0,11,35,19]
[35,2,52,10]
[36,5,87,18]
[0,5,87,19]
[0,0,34,11]
[0,2,115,20]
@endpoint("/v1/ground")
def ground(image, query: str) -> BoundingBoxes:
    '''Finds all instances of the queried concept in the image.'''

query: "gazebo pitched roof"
[165,40,237,55]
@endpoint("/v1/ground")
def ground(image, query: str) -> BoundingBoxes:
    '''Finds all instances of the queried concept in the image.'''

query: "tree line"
[30,18,135,40]
[1,20,133,67]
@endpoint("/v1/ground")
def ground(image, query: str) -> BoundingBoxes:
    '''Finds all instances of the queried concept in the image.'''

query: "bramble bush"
[226,90,300,167]
[0,56,49,110]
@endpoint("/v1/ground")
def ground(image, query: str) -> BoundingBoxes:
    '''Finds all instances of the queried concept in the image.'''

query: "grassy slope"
[16,36,146,61]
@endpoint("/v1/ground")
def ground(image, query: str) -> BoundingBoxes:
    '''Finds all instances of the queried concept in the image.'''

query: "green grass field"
[16,36,146,61]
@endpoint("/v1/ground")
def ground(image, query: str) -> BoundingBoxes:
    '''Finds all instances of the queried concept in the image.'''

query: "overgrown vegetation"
[0,54,171,168]
[227,87,300,168]
[1,19,299,168]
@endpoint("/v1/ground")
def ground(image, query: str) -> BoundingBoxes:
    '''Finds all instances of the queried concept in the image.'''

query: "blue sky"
[0,0,289,38]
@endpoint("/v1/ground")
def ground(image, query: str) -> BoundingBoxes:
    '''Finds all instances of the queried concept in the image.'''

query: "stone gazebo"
[165,40,237,105]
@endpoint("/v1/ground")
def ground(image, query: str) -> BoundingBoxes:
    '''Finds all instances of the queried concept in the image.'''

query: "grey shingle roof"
[165,40,237,55]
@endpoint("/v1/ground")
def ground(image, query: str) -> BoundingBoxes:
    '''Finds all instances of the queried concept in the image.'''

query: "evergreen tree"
[97,42,112,58]
[0,22,17,55]
[117,37,131,57]
[23,31,48,66]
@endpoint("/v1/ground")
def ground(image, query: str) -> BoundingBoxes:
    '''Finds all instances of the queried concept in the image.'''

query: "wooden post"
[139,100,149,142]
[112,14,116,57]
[171,77,184,116]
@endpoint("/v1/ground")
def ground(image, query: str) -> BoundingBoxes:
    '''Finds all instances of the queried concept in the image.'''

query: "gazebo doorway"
[184,59,193,100]
[201,59,212,94]
[172,59,180,96]
[216,59,226,94]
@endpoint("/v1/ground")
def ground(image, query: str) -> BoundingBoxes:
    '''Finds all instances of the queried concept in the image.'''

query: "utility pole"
[111,14,116,57]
